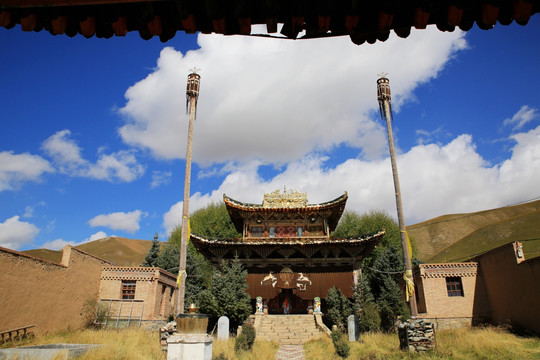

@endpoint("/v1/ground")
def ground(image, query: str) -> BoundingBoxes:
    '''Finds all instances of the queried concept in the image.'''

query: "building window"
[297,226,303,237]
[251,226,263,237]
[121,280,136,299]
[269,227,275,237]
[446,277,463,297]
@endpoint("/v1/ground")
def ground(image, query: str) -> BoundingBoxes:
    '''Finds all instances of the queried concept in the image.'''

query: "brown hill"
[23,248,64,264]
[408,199,540,262]
[22,236,156,266]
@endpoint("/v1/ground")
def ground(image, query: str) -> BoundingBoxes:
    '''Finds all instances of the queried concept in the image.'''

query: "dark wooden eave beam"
[0,0,165,8]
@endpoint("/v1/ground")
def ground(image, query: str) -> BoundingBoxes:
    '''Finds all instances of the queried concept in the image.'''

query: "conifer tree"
[141,236,161,267]
[333,210,410,332]
[199,258,251,329]
[325,287,353,331]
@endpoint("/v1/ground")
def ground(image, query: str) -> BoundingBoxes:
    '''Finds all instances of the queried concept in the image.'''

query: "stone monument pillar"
[217,316,229,341]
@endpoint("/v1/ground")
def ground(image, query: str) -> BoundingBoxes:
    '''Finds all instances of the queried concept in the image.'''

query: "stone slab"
[217,316,229,341]
[0,344,99,360]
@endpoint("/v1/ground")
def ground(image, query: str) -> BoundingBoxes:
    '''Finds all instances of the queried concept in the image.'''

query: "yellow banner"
[403,270,415,302]
[177,270,186,288]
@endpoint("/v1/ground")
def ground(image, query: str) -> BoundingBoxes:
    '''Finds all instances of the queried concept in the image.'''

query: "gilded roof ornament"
[263,187,308,208]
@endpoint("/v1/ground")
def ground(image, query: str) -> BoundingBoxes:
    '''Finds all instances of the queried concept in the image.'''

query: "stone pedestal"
[167,334,213,360]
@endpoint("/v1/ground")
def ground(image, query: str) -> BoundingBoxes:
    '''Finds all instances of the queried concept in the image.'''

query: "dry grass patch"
[212,338,279,360]
[3,328,279,360]
[304,327,540,360]
[3,328,165,360]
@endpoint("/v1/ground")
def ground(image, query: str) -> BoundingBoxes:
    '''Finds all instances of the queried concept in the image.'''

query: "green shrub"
[82,299,110,328]
[212,354,228,360]
[358,302,381,333]
[234,323,256,353]
[331,330,350,358]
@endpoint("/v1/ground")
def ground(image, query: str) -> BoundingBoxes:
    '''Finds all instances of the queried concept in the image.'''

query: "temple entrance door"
[268,289,307,314]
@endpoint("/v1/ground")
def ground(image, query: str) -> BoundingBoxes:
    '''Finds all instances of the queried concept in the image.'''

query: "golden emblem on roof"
[263,187,307,208]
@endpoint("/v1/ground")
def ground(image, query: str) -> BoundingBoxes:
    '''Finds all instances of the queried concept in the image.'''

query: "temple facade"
[191,189,384,314]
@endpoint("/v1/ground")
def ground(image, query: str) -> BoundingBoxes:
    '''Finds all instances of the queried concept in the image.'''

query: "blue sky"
[1,18,539,251]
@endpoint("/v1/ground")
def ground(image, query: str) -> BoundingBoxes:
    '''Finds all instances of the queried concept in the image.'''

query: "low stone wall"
[398,319,436,352]
[423,317,472,330]
[160,321,177,350]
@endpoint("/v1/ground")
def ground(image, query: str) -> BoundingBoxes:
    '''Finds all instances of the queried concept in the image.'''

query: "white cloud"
[88,150,145,182]
[42,230,110,251]
[42,129,145,182]
[23,201,46,219]
[151,170,172,188]
[0,216,40,250]
[41,238,75,251]
[0,151,54,191]
[86,231,109,242]
[88,210,146,233]
[119,28,467,165]
[41,129,86,170]
[503,105,538,131]
[23,206,34,218]
[163,125,540,229]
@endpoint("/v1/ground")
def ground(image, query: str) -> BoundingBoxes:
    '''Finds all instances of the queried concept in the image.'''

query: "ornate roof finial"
[263,188,308,208]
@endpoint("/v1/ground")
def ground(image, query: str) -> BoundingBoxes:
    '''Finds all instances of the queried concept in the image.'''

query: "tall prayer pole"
[177,69,201,314]
[376,74,418,317]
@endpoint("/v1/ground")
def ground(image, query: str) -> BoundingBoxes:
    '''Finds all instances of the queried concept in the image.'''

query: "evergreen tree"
[141,236,161,267]
[353,276,381,333]
[184,241,213,309]
[325,287,353,331]
[333,210,411,332]
[199,258,251,329]
[156,240,180,273]
[366,243,409,331]
[148,202,248,316]
[156,225,213,311]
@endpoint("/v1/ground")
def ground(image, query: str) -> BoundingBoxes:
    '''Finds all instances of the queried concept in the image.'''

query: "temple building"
[191,188,385,314]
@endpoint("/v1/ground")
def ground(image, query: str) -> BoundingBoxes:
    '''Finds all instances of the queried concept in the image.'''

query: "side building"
[98,266,178,325]
[414,241,540,335]
[0,245,178,336]
[0,245,112,335]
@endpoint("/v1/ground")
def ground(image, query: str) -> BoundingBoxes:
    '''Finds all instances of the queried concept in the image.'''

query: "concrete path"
[275,344,305,360]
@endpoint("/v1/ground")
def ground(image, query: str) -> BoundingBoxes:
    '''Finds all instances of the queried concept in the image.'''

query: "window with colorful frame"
[446,277,464,297]
[121,280,136,299]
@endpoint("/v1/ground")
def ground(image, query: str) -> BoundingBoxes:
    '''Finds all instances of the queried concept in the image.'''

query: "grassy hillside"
[408,199,540,262]
[22,237,156,266]
[76,237,155,266]
[23,248,63,263]
[430,210,540,262]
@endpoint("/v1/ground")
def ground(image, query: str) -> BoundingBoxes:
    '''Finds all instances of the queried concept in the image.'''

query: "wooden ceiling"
[0,0,538,43]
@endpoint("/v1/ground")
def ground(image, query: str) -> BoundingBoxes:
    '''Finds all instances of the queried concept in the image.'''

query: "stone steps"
[256,315,322,345]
